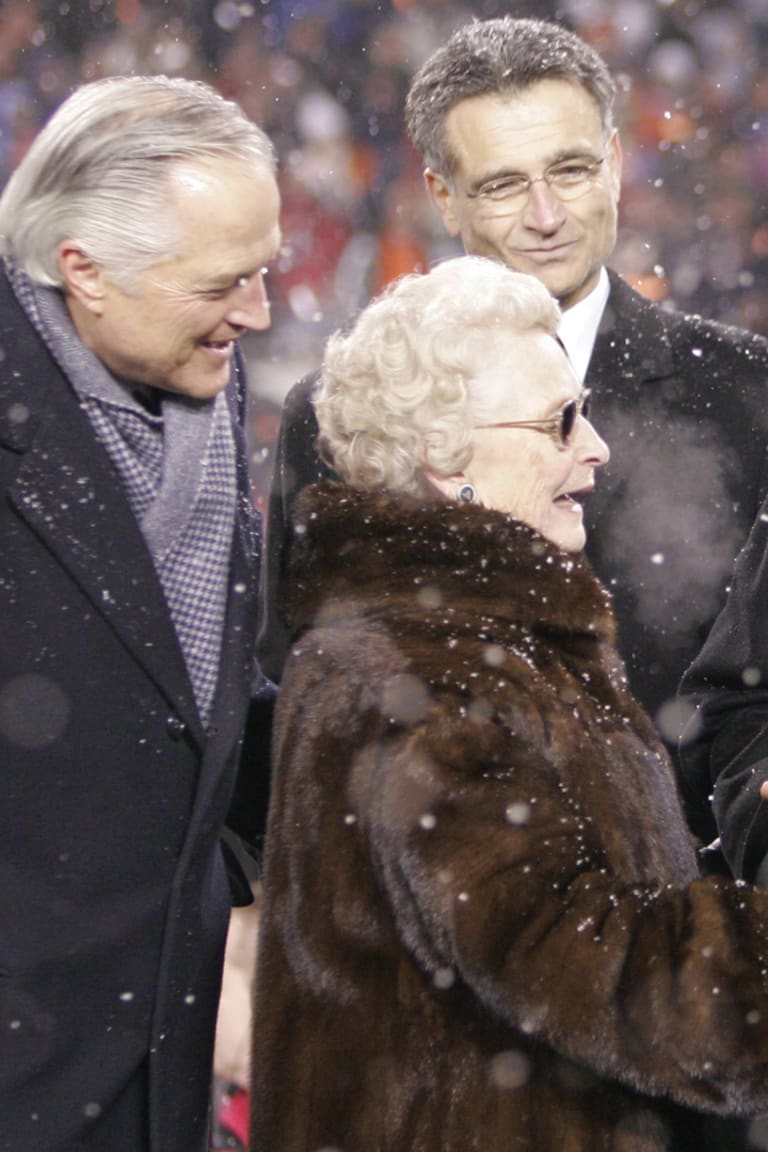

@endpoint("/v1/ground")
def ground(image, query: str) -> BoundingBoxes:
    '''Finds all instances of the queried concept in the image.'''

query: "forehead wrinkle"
[447,85,605,181]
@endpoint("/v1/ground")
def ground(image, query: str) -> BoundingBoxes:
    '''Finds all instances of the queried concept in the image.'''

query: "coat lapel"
[0,279,202,740]
[208,379,261,731]
[588,269,675,394]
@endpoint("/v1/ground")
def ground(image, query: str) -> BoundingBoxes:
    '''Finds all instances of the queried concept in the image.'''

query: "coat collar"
[589,269,676,389]
[286,482,616,646]
[0,270,255,743]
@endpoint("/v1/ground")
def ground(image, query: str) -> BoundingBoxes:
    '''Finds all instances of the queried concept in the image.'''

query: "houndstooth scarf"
[8,260,237,727]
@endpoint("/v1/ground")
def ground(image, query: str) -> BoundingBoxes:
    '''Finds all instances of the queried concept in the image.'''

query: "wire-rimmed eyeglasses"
[474,389,592,450]
[464,157,605,208]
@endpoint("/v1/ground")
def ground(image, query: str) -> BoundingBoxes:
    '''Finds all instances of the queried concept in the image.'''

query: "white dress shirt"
[557,266,610,383]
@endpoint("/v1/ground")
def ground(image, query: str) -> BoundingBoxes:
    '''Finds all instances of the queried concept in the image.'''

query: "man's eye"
[480,176,527,200]
[203,280,243,299]
[201,268,268,299]
[550,162,593,182]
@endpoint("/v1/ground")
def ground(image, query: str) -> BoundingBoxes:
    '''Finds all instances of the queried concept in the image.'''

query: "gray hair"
[405,17,616,178]
[316,255,560,497]
[0,74,276,290]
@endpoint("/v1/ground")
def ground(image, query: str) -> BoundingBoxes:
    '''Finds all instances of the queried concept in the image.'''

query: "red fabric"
[217,1087,250,1147]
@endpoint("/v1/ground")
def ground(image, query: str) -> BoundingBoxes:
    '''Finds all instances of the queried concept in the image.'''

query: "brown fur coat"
[251,483,768,1152]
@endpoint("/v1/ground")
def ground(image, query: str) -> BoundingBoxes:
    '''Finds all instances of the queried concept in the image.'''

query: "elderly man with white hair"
[0,74,280,1152]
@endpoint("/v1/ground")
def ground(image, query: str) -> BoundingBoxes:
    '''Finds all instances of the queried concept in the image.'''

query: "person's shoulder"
[609,272,768,365]
[664,306,768,364]
[0,265,34,345]
[277,615,410,735]
[283,368,322,417]
[273,370,323,454]
[0,277,52,423]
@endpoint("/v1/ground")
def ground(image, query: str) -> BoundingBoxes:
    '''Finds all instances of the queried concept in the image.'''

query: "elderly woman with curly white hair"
[250,256,768,1152]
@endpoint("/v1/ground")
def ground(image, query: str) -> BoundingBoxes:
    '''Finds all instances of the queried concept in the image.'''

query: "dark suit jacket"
[584,271,768,722]
[0,269,264,1152]
[678,497,768,869]
[257,270,768,732]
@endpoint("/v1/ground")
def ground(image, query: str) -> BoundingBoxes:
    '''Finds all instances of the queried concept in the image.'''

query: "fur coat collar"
[285,481,616,647]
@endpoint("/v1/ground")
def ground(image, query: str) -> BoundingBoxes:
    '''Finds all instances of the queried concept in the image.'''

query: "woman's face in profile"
[464,330,609,551]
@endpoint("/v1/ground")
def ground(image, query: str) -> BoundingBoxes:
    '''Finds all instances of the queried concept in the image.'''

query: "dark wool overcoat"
[251,483,768,1152]
[0,268,264,1152]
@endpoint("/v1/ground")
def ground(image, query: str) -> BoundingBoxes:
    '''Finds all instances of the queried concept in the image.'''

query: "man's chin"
[157,369,231,401]
[550,271,599,311]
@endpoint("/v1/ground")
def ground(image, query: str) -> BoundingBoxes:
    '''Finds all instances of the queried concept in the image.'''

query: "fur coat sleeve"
[272,620,768,1109]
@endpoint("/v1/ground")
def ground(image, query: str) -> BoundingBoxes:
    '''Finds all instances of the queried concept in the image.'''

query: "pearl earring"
[458,483,476,504]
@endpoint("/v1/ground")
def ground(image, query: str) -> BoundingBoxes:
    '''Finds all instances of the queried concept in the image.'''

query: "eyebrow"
[199,253,281,293]
[203,270,259,291]
[200,231,284,292]
[549,390,580,415]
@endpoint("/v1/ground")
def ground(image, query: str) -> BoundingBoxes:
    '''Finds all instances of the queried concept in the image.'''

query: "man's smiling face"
[62,157,282,399]
[426,78,622,311]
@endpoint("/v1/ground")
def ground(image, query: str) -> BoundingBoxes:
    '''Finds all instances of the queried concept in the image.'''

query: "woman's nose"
[579,416,610,466]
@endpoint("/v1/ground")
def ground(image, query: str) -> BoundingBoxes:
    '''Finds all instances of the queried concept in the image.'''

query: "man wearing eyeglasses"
[257,17,768,770]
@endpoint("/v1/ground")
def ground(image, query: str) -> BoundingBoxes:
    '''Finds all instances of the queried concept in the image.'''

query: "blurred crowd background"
[1,0,767,506]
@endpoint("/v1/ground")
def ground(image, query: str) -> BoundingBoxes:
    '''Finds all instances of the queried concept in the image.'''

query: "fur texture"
[251,483,768,1152]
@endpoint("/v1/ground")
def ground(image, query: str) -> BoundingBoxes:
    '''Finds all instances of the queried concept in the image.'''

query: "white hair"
[0,74,276,290]
[316,256,561,496]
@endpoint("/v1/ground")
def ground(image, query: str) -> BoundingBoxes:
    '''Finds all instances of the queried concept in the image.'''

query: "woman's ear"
[422,469,465,502]
[57,241,106,315]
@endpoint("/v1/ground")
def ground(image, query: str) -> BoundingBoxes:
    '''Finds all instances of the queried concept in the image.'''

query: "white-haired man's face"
[425,78,622,312]
[58,157,282,400]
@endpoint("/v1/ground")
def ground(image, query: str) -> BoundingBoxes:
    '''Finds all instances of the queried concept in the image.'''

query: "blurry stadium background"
[1,0,766,507]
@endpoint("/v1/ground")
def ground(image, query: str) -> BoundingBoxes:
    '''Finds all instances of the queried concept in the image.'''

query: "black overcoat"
[0,268,261,1152]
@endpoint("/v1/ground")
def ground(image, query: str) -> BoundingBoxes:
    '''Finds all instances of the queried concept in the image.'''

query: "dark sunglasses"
[474,388,591,450]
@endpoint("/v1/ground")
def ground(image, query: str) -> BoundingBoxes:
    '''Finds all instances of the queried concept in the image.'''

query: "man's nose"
[520,178,568,233]
[227,273,272,331]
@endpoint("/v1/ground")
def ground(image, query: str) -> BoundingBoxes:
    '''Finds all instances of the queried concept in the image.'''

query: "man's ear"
[57,241,106,315]
[607,129,623,205]
[424,169,462,238]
